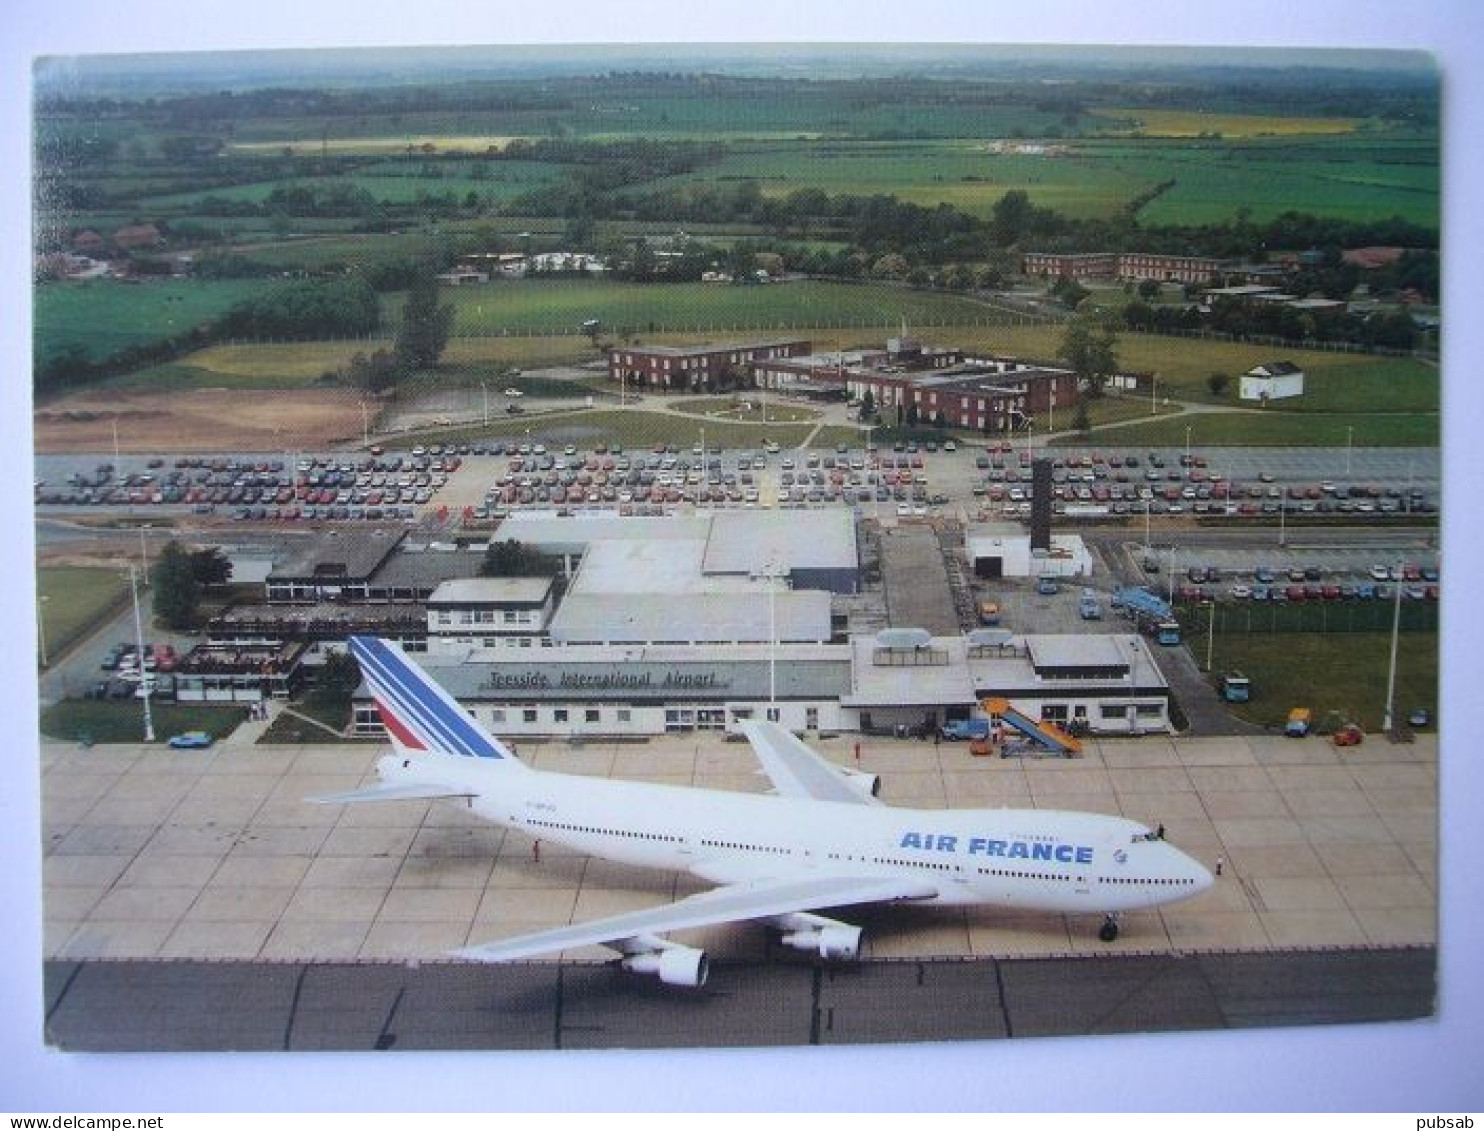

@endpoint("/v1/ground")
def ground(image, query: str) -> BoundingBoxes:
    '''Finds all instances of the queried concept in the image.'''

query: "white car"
[503,388,523,397]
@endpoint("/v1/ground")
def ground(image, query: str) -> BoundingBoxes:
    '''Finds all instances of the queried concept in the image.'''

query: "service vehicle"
[1220,672,1251,703]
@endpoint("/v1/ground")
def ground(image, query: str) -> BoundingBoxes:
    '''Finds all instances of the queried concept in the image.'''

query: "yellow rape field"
[1091,107,1367,137]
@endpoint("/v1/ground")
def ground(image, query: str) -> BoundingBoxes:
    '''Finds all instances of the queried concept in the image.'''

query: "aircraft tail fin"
[349,635,527,768]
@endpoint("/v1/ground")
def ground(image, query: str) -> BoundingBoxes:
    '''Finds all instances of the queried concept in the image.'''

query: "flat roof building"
[354,631,1171,741]
[606,338,811,393]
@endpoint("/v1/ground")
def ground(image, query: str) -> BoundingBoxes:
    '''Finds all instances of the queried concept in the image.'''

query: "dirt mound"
[35,388,368,453]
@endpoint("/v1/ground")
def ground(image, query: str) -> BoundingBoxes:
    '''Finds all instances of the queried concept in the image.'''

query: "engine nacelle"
[780,924,862,961]
[837,767,881,800]
[620,944,709,987]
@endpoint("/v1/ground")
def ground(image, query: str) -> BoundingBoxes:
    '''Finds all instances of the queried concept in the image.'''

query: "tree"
[346,348,403,393]
[1059,312,1119,398]
[480,539,559,578]
[1206,372,1231,398]
[151,541,199,630]
[858,389,876,421]
[315,650,362,703]
[1137,278,1162,300]
[991,189,1033,246]
[190,547,233,588]
[1071,397,1092,433]
[394,270,454,372]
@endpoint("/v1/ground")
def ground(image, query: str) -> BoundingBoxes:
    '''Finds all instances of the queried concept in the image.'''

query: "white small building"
[425,577,558,651]
[1240,361,1305,402]
[965,524,1093,580]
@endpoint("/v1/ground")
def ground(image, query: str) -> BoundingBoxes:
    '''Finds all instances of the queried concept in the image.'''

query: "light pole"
[129,566,155,742]
[138,525,150,581]
[1205,597,1216,673]
[359,400,370,447]
[1150,374,1158,417]
[1184,424,1192,464]
[481,381,489,427]
[1382,560,1403,736]
[1346,426,1353,478]
[1278,490,1287,548]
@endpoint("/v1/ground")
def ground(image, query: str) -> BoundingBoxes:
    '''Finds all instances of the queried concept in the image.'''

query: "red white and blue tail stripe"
[350,635,524,764]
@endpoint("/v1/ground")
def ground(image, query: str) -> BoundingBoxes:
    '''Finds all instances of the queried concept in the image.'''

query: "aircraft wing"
[309,782,475,804]
[455,873,938,962]
[738,720,883,806]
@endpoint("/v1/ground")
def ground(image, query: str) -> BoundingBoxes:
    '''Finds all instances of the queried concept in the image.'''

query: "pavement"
[40,729,1437,964]
[41,946,1436,1052]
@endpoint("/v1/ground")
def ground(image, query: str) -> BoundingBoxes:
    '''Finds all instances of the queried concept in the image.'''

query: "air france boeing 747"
[315,636,1213,987]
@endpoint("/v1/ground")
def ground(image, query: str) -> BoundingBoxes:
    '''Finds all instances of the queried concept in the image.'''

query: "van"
[1078,589,1102,620]
[1036,575,1061,596]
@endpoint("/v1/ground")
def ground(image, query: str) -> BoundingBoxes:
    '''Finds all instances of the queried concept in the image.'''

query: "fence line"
[215,318,1428,358]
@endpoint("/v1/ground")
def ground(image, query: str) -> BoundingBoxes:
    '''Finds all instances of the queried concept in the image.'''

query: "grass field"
[647,139,1153,220]
[227,135,532,155]
[642,131,1438,226]
[387,278,1019,337]
[38,701,250,744]
[665,396,820,424]
[36,567,131,663]
[1086,410,1439,448]
[34,279,280,366]
[139,164,564,211]
[964,324,1440,408]
[1197,630,1436,733]
[392,406,821,452]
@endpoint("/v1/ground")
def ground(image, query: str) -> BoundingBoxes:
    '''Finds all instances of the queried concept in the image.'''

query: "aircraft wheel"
[1099,918,1119,943]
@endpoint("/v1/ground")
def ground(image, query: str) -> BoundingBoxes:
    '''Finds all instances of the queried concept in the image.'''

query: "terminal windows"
[585,708,600,723]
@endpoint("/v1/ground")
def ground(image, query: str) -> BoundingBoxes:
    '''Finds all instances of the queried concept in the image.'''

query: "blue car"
[167,731,213,749]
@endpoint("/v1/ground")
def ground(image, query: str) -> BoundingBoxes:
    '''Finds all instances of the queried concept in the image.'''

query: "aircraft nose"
[1187,854,1216,892]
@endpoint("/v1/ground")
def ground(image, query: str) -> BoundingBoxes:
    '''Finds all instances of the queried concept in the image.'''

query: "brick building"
[846,359,1078,434]
[1022,251,1225,285]
[606,339,811,392]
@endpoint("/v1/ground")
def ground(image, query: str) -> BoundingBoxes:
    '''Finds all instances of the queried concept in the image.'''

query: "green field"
[138,163,565,211]
[389,406,822,453]
[1195,631,1436,733]
[34,278,281,366]
[38,701,250,745]
[36,567,131,663]
[387,278,1018,337]
[641,132,1439,226]
[647,139,1153,220]
[965,324,1439,407]
[1086,410,1438,448]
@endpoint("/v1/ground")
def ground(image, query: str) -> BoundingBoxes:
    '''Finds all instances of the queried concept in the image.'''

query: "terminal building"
[352,629,1172,740]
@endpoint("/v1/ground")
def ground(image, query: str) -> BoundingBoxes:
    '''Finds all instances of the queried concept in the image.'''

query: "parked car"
[167,731,213,749]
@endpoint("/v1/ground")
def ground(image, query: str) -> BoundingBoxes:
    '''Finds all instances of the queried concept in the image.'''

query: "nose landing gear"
[1099,914,1120,943]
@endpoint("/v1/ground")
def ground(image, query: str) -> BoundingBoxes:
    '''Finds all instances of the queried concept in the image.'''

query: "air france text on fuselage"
[899,831,1095,864]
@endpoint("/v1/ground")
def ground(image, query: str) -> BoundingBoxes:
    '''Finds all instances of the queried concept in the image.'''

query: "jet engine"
[837,767,881,799]
[620,944,710,987]
[769,912,864,960]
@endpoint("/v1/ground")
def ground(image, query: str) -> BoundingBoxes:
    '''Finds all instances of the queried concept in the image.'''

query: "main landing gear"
[1099,915,1120,943]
